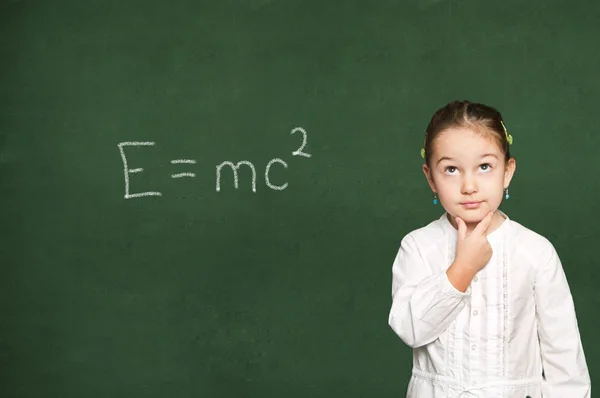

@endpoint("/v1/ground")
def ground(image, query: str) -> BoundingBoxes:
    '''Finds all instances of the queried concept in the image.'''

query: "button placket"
[469,279,482,389]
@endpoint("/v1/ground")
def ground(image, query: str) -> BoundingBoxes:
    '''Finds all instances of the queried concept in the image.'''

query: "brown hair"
[423,100,512,168]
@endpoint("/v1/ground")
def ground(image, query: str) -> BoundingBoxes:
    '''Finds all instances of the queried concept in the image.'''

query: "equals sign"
[170,159,197,178]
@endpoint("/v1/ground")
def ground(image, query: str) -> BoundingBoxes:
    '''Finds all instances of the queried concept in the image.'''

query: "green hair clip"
[420,120,513,159]
[501,121,513,145]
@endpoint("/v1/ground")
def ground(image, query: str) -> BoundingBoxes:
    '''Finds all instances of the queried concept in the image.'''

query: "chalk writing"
[291,127,311,158]
[117,127,310,198]
[117,142,162,199]
[170,159,197,179]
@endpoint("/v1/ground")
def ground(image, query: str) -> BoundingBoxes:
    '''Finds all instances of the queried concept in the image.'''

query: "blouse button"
[471,344,477,351]
[473,276,478,282]
[472,310,478,316]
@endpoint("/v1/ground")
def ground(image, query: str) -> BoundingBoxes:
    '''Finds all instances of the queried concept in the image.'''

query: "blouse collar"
[440,209,510,241]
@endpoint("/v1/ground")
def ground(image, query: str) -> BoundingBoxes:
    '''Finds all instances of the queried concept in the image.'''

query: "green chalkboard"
[1,0,598,396]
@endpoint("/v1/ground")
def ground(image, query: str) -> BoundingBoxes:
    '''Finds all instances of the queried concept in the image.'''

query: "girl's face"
[422,126,516,229]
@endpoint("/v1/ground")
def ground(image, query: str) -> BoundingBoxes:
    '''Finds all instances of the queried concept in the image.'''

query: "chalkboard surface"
[1,0,598,396]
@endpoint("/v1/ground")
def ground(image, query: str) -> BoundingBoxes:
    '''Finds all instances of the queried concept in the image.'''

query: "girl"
[388,100,591,397]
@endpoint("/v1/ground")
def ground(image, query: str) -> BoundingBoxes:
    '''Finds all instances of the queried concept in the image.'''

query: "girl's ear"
[503,158,517,187]
[422,164,436,192]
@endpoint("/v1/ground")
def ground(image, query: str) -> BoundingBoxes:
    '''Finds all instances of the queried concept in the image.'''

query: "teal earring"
[433,192,438,205]
[505,187,510,199]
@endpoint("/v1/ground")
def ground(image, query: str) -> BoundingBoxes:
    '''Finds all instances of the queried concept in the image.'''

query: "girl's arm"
[535,242,591,397]
[388,234,470,348]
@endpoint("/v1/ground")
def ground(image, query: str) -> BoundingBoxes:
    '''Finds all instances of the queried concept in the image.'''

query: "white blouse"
[388,210,591,398]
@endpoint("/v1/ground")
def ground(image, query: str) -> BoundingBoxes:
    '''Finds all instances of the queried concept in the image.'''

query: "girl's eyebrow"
[437,153,498,166]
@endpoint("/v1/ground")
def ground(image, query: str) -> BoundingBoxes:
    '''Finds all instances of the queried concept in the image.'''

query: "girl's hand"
[454,211,494,274]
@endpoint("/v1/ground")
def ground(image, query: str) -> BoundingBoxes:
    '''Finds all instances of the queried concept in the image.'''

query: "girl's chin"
[452,209,487,220]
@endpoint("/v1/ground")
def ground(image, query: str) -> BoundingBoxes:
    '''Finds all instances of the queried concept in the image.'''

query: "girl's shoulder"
[505,218,559,266]
[399,214,448,248]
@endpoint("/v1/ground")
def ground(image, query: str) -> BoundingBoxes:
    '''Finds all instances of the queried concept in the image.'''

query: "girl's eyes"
[444,164,492,174]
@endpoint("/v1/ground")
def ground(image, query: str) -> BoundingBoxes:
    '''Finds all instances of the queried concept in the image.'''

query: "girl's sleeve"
[388,234,471,348]
[535,242,591,397]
